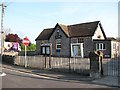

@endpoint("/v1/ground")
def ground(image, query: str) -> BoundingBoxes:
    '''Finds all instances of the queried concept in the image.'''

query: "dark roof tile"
[35,28,53,41]
[68,21,100,37]
[35,21,106,41]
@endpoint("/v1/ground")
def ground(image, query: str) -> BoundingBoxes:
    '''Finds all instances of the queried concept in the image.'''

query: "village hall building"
[35,21,119,58]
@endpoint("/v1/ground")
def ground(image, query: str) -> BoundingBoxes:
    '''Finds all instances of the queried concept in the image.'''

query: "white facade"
[92,25,105,40]
[111,41,119,58]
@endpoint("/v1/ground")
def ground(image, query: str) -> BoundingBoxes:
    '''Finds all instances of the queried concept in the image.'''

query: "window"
[71,43,84,57]
[71,38,77,43]
[42,47,45,54]
[56,39,61,50]
[72,45,81,56]
[78,38,84,43]
[55,29,62,39]
[96,43,106,50]
[41,46,50,55]
[46,47,50,55]
[57,30,60,35]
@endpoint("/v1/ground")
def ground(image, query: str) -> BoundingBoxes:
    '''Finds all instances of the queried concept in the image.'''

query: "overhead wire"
[4,0,16,7]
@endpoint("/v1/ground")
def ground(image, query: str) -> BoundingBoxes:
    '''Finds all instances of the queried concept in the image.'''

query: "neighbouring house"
[35,21,111,58]
[93,37,120,58]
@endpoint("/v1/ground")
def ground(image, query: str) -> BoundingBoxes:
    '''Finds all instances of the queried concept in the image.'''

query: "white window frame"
[96,43,106,51]
[56,39,61,50]
[56,44,61,49]
[71,43,84,57]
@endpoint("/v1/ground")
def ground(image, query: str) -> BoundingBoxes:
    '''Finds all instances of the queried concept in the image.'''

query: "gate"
[103,57,120,77]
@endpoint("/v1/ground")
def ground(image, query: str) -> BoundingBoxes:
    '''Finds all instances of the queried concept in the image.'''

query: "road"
[2,67,111,88]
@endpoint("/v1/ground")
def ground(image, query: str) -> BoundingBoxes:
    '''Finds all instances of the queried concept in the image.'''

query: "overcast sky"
[0,0,119,43]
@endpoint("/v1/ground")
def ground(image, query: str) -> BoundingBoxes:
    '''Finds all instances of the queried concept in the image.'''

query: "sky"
[0,0,119,43]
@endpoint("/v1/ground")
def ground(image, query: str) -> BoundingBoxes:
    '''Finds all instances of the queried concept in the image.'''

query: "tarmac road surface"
[2,67,112,88]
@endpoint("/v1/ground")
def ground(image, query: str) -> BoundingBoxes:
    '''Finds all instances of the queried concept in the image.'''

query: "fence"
[102,57,120,77]
[14,56,90,75]
[10,55,120,77]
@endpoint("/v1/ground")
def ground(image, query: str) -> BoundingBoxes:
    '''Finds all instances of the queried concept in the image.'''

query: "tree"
[27,43,36,51]
[5,33,22,45]
[21,43,36,51]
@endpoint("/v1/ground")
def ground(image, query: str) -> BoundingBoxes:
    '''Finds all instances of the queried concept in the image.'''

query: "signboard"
[23,37,30,46]
[4,42,21,52]
[12,43,18,50]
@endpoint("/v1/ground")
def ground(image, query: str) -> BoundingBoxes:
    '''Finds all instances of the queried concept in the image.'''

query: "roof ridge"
[57,20,100,27]
[58,23,67,26]
[68,21,100,27]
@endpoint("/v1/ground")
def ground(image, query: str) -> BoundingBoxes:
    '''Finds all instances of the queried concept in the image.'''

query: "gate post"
[89,51,103,78]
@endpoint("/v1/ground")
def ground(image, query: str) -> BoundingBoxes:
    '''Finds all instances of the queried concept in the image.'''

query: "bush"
[2,55,15,64]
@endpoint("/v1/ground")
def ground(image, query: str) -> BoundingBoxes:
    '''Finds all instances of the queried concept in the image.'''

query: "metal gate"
[103,57,120,77]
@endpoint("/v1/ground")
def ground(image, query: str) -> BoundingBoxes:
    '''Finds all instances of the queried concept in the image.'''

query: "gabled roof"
[35,28,53,41]
[35,21,106,41]
[68,21,100,37]
[58,23,69,37]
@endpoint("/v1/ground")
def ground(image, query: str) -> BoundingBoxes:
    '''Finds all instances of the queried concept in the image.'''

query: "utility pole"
[1,0,5,57]
[0,0,6,57]
[0,0,6,76]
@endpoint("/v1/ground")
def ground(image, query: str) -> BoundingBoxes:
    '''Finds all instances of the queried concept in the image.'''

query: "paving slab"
[92,76,119,87]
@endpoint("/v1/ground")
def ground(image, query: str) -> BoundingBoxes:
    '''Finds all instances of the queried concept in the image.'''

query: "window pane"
[100,44,102,50]
[96,43,99,50]
[103,44,106,49]
[57,45,61,49]
[78,38,84,43]
[72,45,81,57]
[46,47,50,54]
[78,45,81,56]
[42,47,45,54]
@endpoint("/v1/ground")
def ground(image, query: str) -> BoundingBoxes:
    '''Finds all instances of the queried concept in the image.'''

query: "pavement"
[1,63,120,88]
[93,76,119,87]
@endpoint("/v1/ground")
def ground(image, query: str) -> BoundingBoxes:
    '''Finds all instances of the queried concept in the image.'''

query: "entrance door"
[71,43,84,57]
